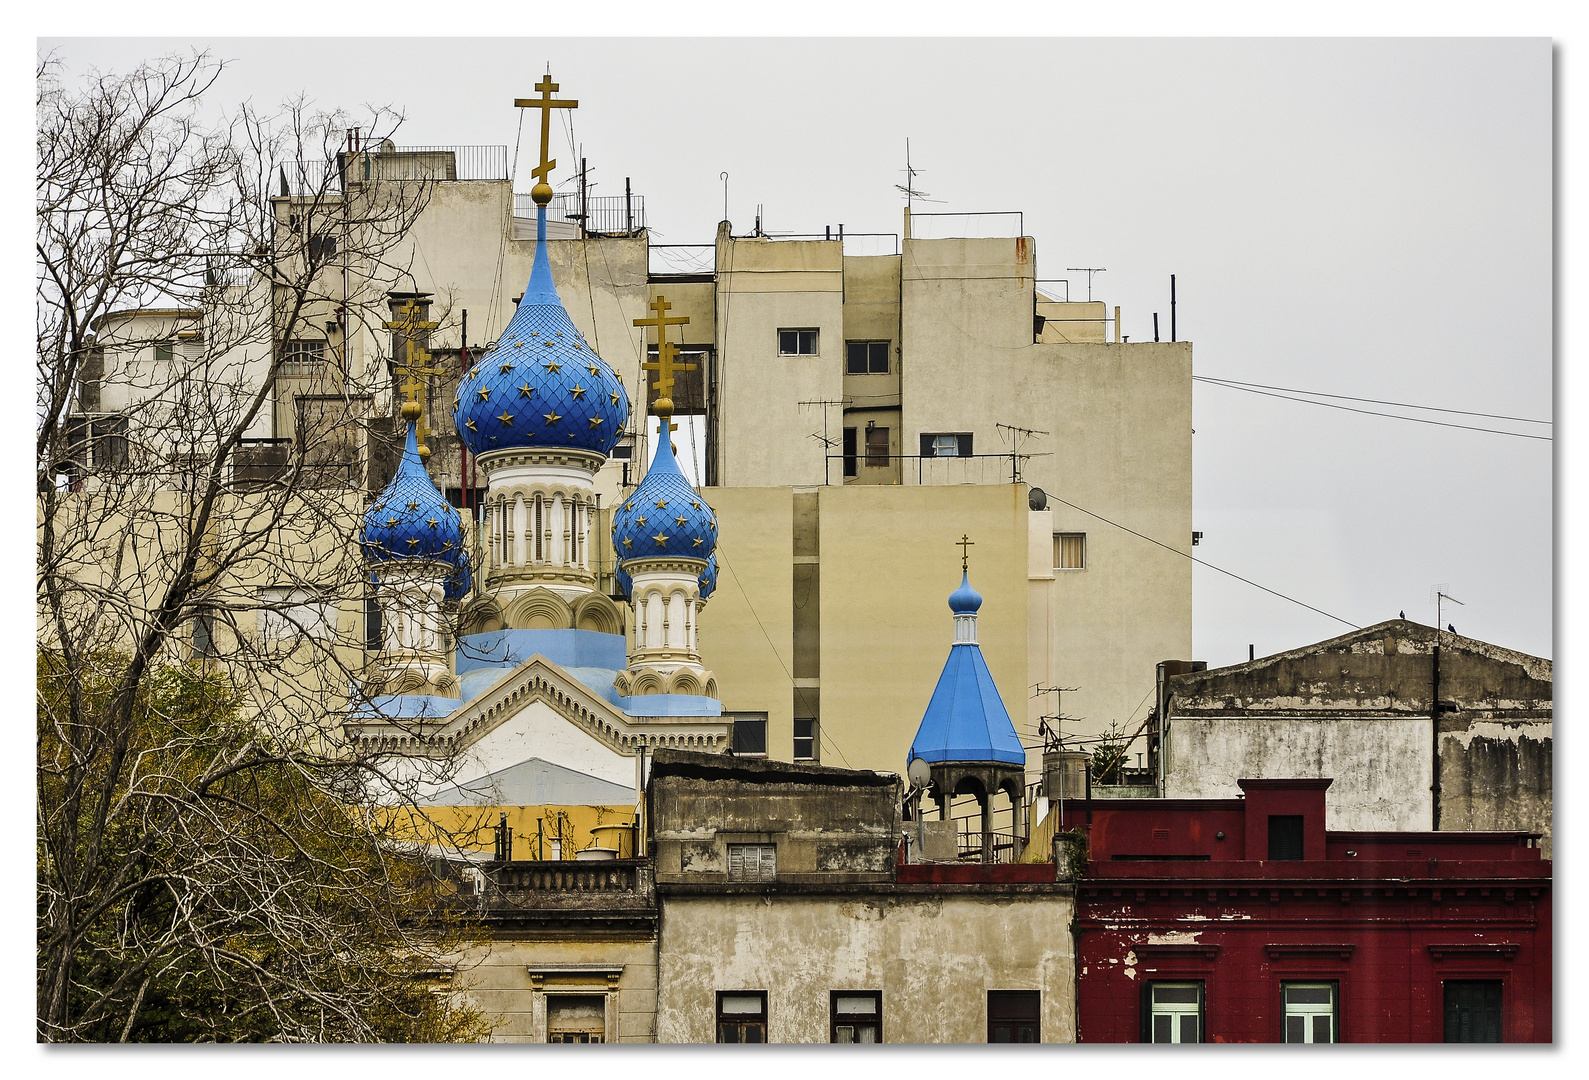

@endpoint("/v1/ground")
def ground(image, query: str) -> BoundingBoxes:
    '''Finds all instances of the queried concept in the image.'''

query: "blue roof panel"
[907,642,1025,767]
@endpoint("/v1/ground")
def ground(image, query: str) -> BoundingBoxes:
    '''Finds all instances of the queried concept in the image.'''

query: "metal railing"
[280,146,509,195]
[908,210,1025,240]
[515,192,647,236]
[826,452,1032,486]
[955,825,1029,865]
[650,244,716,276]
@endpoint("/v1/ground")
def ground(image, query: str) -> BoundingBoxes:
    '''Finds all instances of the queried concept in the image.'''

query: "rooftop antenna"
[1432,586,1465,637]
[995,422,1048,484]
[896,138,944,240]
[1066,267,1107,302]
[720,171,729,223]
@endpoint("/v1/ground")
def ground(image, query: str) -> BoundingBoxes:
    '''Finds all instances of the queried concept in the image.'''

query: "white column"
[551,494,565,567]
[668,592,685,649]
[513,494,528,567]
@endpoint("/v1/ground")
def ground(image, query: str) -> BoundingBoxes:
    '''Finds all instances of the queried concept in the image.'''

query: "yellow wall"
[404,803,638,860]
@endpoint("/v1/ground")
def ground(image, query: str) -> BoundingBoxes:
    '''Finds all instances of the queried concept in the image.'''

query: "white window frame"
[1282,982,1337,1043]
[1054,532,1086,571]
[778,328,820,357]
[1147,981,1203,1043]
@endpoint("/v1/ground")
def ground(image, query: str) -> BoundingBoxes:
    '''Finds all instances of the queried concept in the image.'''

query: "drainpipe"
[1431,639,1442,830]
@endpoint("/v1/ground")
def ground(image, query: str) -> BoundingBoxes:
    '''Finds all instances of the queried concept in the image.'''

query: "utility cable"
[1194,377,1550,441]
[1195,375,1550,425]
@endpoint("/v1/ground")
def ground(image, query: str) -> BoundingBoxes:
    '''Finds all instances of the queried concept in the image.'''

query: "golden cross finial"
[957,534,974,572]
[635,295,695,418]
[514,73,578,206]
[384,301,447,458]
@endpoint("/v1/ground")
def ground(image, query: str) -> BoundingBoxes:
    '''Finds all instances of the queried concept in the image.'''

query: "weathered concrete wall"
[655,891,1075,1043]
[450,935,658,1043]
[1440,721,1553,857]
[1164,715,1433,831]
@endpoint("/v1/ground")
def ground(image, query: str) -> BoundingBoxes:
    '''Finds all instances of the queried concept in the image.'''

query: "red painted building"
[1065,779,1551,1043]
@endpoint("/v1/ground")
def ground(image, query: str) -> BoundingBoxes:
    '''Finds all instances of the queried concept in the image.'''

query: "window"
[1268,815,1305,861]
[191,611,218,661]
[1144,982,1203,1043]
[778,329,819,356]
[920,432,973,458]
[64,415,130,475]
[546,994,606,1043]
[364,593,382,652]
[717,991,767,1043]
[732,715,767,756]
[278,339,328,377]
[831,992,881,1043]
[727,843,777,882]
[1281,983,1336,1043]
[258,587,332,642]
[845,340,889,374]
[842,428,858,478]
[1054,533,1085,570]
[1444,981,1502,1043]
[153,341,175,365]
[865,425,889,468]
[794,718,817,761]
[987,991,1040,1043]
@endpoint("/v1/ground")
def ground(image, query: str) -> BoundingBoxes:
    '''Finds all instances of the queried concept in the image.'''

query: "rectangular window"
[865,425,890,468]
[987,990,1040,1043]
[364,593,382,652]
[845,340,889,375]
[154,341,175,365]
[1282,982,1337,1043]
[1144,981,1204,1043]
[1444,981,1502,1043]
[1054,533,1086,570]
[831,992,881,1043]
[64,415,130,475]
[278,338,328,377]
[191,611,217,660]
[793,718,817,761]
[778,329,819,356]
[1268,815,1305,861]
[842,427,858,478]
[545,994,606,1043]
[920,432,974,458]
[727,843,777,882]
[258,587,332,642]
[732,715,768,756]
[717,991,767,1043]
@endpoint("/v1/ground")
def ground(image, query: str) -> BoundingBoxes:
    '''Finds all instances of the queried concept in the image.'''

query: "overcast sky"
[41,37,1555,666]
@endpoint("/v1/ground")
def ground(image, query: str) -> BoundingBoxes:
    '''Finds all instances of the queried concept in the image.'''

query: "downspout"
[1431,638,1442,830]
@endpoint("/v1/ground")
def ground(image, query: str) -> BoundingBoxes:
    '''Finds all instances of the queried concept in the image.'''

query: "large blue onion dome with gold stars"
[611,428,717,584]
[453,209,629,458]
[361,418,464,564]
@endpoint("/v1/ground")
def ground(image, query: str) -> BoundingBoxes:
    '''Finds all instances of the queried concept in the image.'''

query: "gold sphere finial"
[400,399,423,422]
[652,395,674,418]
[417,442,431,462]
[531,181,554,207]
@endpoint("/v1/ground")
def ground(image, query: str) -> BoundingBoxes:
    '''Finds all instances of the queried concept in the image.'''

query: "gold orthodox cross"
[514,74,578,203]
[634,295,694,416]
[957,533,974,571]
[384,301,447,454]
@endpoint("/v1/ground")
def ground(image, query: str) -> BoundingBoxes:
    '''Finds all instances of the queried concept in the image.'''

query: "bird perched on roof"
[1399,610,1405,619]
[1448,623,1457,634]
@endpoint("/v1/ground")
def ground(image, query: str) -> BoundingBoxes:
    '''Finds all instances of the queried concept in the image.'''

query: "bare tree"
[37,51,485,1042]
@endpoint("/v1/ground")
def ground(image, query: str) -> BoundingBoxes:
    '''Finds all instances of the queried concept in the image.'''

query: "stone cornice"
[478,447,606,473]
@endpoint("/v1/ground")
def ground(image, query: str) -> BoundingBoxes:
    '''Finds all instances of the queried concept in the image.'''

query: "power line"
[1044,491,1360,630]
[1195,375,1550,425]
[1194,377,1551,441]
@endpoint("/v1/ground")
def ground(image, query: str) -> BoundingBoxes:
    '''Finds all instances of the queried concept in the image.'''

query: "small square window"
[831,991,881,1043]
[845,340,889,374]
[920,433,974,458]
[779,329,819,356]
[1054,533,1085,570]
[154,342,175,364]
[1145,981,1203,1043]
[1282,982,1337,1043]
[727,843,777,882]
[278,339,328,377]
[732,715,767,756]
[546,994,606,1043]
[794,718,817,761]
[1268,815,1305,861]
[717,991,768,1043]
[987,990,1040,1043]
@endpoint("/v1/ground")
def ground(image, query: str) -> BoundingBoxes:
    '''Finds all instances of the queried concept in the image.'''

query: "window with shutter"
[727,843,776,882]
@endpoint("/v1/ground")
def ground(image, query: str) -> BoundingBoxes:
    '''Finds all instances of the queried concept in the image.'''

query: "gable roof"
[420,757,635,807]
[908,642,1026,767]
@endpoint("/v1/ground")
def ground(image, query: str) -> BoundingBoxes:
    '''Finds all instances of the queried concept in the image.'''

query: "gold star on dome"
[636,516,648,527]
[499,361,514,374]
[427,516,439,528]
[453,393,460,410]
[407,538,420,548]
[589,417,603,427]
[543,340,553,347]
[476,387,490,401]
[609,391,620,406]
[654,498,668,509]
[530,330,538,336]
[587,363,600,377]
[385,516,398,527]
[622,537,632,549]
[709,518,717,529]
[518,382,534,398]
[675,514,688,527]
[624,501,634,511]
[544,359,562,372]
[468,367,479,379]
[555,331,563,337]
[573,342,582,351]
[691,500,701,509]
[406,499,419,511]
[498,411,514,426]
[513,341,523,348]
[543,411,561,426]
[693,536,704,548]
[465,418,478,431]
[570,384,586,399]
[652,532,669,547]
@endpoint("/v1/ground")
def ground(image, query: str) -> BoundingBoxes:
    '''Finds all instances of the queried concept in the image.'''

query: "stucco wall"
[450,935,658,1043]
[655,891,1076,1043]
[1439,721,1553,856]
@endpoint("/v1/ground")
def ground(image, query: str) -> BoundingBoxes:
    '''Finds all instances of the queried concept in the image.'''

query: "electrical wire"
[1195,376,1550,425]
[1044,490,1360,630]
[1194,377,1551,441]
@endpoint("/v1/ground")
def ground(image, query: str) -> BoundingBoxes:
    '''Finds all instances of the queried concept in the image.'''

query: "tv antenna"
[1066,267,1107,302]
[996,423,1048,484]
[895,138,945,213]
[1431,585,1464,636]
[1032,684,1083,751]
[798,398,849,455]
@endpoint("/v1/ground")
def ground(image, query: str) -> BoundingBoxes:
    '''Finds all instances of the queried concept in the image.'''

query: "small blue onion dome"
[453,208,629,458]
[614,561,633,600]
[612,430,717,568]
[362,421,464,563]
[698,552,718,600]
[948,571,983,614]
[443,550,472,602]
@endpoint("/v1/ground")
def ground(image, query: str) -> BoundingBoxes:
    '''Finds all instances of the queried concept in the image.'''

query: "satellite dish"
[907,757,932,789]
[1028,487,1048,511]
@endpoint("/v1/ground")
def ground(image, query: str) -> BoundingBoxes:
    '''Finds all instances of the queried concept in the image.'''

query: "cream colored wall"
[1037,300,1107,343]
[655,892,1076,1043]
[714,235,844,487]
[450,936,658,1043]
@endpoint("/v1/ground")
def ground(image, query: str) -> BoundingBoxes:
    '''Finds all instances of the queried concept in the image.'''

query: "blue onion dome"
[361,418,464,564]
[614,561,633,600]
[948,571,983,615]
[453,208,630,458]
[611,431,717,569]
[698,552,718,600]
[443,550,472,602]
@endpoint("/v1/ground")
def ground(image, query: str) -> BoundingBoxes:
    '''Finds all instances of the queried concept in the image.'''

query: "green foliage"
[37,650,488,1042]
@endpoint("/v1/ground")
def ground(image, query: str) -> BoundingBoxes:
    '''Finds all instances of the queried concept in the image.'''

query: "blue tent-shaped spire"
[906,572,1026,767]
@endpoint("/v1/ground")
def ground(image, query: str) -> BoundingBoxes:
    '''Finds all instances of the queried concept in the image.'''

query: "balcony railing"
[279,146,509,195]
[514,191,647,236]
[826,453,1034,486]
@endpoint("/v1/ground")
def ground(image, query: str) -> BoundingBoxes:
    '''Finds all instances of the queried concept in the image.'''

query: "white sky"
[35,35,1555,669]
